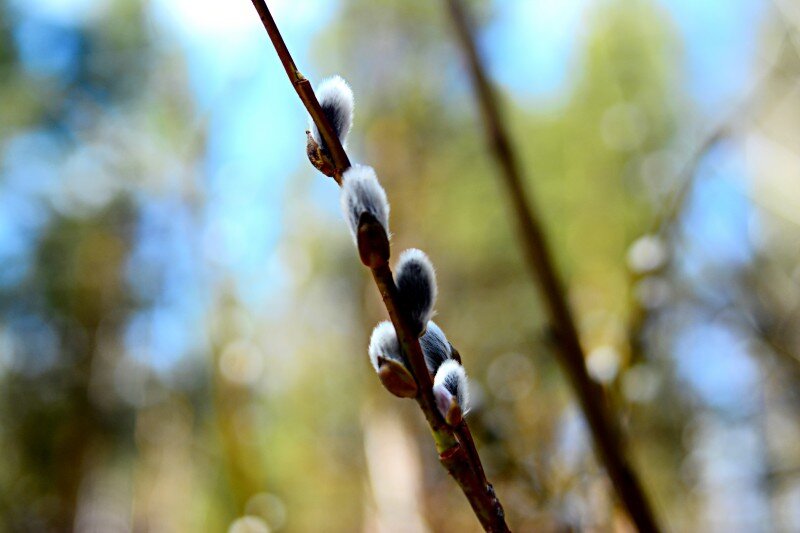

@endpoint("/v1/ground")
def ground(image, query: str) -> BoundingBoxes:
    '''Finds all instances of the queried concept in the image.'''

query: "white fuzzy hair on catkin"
[368,321,402,372]
[395,248,437,334]
[340,165,390,243]
[310,75,354,150]
[434,359,470,414]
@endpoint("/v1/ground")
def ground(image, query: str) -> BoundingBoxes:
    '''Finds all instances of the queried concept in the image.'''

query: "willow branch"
[249,0,350,182]
[443,0,661,531]
[249,1,508,530]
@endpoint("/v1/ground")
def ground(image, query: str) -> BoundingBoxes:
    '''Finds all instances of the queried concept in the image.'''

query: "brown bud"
[449,344,463,364]
[377,356,418,398]
[444,399,463,426]
[306,131,336,177]
[357,212,390,269]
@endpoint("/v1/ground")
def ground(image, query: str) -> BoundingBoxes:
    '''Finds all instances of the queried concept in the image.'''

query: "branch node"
[306,132,337,177]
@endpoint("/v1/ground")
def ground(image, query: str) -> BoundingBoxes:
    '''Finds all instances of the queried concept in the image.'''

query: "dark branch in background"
[249,1,509,530]
[443,0,662,531]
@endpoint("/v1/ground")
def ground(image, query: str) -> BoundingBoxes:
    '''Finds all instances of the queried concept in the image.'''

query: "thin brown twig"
[249,1,508,530]
[249,0,350,182]
[443,0,661,531]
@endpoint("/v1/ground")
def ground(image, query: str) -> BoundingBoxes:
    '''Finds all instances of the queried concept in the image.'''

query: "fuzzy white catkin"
[420,320,451,373]
[368,321,403,372]
[340,165,390,243]
[310,75,354,150]
[395,249,437,335]
[434,359,470,414]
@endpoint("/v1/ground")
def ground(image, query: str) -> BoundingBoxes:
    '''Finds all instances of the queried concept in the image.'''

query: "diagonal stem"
[442,0,661,531]
[249,1,508,530]
[249,0,351,179]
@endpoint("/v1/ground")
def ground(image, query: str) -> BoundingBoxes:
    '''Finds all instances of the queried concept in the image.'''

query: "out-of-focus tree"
[0,198,138,530]
[0,0,207,530]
